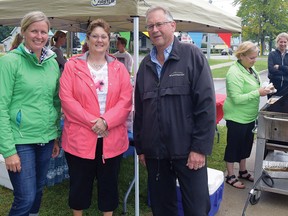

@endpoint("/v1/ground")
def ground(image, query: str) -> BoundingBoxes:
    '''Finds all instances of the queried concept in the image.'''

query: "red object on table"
[216,94,226,124]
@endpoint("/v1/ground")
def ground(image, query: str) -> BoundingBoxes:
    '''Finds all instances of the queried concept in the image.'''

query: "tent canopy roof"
[0,0,241,33]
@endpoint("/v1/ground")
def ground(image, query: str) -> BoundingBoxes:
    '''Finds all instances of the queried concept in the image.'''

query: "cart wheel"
[249,190,261,205]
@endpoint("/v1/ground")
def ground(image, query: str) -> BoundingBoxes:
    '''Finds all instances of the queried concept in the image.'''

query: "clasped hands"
[91,118,108,137]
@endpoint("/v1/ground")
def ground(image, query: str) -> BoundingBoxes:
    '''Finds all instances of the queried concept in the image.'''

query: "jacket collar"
[13,43,56,64]
[276,48,288,55]
[169,36,182,61]
[75,51,116,64]
[146,36,181,68]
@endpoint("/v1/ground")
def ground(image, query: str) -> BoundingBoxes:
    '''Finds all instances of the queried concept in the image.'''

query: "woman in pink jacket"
[59,19,132,216]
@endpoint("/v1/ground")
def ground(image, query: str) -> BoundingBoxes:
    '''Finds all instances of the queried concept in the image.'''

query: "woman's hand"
[273,64,279,70]
[258,87,271,96]
[5,154,21,173]
[52,139,60,158]
[91,118,109,137]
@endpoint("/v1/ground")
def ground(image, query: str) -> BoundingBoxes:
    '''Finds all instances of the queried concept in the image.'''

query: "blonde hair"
[235,41,258,59]
[50,30,66,46]
[10,33,23,50]
[275,32,288,48]
[20,11,50,33]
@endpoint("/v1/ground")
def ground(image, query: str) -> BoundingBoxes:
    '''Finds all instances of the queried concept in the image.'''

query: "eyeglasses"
[90,34,108,40]
[145,21,172,31]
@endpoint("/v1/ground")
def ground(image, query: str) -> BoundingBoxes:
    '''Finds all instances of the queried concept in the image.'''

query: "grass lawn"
[208,58,233,66]
[0,127,227,216]
[212,58,268,78]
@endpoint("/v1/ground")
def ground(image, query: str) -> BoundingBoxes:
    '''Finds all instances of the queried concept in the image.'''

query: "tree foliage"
[233,0,288,54]
[0,26,15,42]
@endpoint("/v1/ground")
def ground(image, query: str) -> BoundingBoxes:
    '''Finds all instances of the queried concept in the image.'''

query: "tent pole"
[132,15,140,216]
[207,33,211,60]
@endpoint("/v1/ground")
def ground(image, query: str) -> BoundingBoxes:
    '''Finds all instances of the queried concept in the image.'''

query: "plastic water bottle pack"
[46,148,69,186]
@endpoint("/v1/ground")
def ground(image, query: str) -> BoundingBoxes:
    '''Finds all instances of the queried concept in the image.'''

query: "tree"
[233,0,288,55]
[0,26,15,41]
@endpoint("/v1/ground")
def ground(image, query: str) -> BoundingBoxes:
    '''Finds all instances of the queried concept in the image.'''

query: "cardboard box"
[177,168,224,216]
[263,151,288,179]
[0,154,13,190]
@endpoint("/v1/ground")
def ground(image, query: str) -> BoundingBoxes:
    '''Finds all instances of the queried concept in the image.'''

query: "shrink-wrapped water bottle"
[48,157,55,170]
[55,166,63,184]
[46,169,56,186]
[63,157,69,179]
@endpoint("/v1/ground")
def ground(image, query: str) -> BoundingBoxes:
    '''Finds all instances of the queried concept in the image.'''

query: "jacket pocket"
[12,109,23,137]
[143,90,158,100]
[16,109,22,127]
[160,85,190,96]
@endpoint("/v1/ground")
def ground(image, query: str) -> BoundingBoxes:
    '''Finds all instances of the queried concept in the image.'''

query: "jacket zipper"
[16,109,23,137]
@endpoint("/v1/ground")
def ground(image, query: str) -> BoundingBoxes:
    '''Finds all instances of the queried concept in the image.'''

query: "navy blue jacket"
[268,49,288,83]
[133,38,216,159]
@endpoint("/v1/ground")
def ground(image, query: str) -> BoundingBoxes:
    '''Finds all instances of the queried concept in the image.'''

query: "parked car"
[221,48,233,55]
[72,46,82,54]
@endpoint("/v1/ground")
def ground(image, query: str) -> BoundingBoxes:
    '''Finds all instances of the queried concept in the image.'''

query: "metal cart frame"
[253,111,288,204]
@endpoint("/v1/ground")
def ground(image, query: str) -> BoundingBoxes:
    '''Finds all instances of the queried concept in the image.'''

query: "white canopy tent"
[0,1,241,215]
[0,0,241,33]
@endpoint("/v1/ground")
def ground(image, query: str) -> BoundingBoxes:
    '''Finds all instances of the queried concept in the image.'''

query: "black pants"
[65,138,122,211]
[146,158,210,216]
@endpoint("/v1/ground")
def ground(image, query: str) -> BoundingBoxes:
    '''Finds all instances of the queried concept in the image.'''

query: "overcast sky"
[203,0,240,16]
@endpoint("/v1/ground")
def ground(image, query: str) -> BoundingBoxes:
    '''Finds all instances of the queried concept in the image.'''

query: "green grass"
[208,59,233,66]
[207,126,227,171]
[212,58,268,78]
[0,126,227,216]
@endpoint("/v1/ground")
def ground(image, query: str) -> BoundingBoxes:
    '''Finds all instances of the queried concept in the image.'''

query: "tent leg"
[132,15,140,216]
[122,177,135,215]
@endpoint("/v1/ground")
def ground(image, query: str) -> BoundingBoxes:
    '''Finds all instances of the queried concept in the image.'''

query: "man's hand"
[186,151,206,170]
[139,154,146,166]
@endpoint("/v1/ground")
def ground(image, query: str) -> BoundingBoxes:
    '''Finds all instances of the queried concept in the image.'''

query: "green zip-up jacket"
[224,61,261,124]
[0,44,61,158]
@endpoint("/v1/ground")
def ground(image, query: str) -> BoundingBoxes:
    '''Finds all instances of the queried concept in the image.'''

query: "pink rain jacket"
[59,53,133,159]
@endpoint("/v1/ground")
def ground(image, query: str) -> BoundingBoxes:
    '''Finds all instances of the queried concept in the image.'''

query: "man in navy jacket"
[133,5,216,216]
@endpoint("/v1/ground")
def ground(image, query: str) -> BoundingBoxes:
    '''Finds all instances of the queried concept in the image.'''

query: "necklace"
[91,63,104,70]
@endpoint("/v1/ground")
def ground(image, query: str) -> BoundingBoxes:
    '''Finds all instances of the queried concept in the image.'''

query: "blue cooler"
[176,167,224,216]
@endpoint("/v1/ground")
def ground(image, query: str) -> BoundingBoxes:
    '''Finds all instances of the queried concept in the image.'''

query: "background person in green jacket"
[0,11,61,216]
[223,41,270,189]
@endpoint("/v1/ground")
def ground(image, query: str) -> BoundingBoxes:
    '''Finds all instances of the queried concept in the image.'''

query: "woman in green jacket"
[223,41,270,189]
[0,11,61,215]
